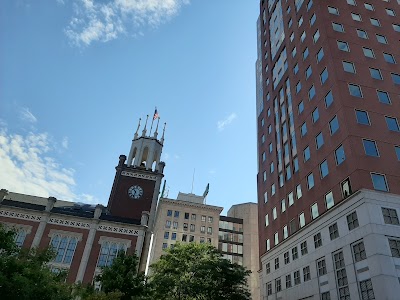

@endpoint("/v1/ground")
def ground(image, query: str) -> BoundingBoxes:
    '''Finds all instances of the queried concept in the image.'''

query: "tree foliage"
[0,224,72,300]
[149,242,251,300]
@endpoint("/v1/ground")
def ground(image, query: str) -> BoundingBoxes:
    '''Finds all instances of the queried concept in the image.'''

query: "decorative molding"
[0,209,42,222]
[48,217,90,229]
[0,221,32,234]
[48,229,83,241]
[97,224,140,236]
[121,170,157,181]
[98,236,132,247]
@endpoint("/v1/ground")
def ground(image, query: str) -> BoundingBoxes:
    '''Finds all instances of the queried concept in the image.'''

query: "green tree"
[95,251,149,300]
[0,224,73,300]
[149,243,251,300]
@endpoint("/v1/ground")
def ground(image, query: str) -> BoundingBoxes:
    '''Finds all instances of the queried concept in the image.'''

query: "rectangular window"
[297,184,302,199]
[317,258,327,276]
[335,145,346,165]
[337,40,350,51]
[266,262,270,274]
[301,122,307,136]
[385,116,400,131]
[307,173,315,189]
[208,216,213,223]
[349,84,362,97]
[174,211,180,218]
[320,68,328,84]
[325,90,333,107]
[332,22,344,32]
[301,241,308,255]
[393,24,400,32]
[389,238,400,257]
[190,224,195,232]
[325,191,335,209]
[360,279,375,300]
[165,220,171,228]
[321,292,330,300]
[316,132,324,149]
[377,90,391,104]
[383,53,396,64]
[286,274,292,288]
[284,251,290,264]
[201,225,205,233]
[164,231,170,239]
[363,139,379,157]
[292,246,299,260]
[274,232,279,245]
[370,18,380,27]
[167,210,172,217]
[299,212,305,227]
[182,234,187,242]
[376,34,387,44]
[347,211,359,230]
[288,191,294,207]
[97,240,126,267]
[386,8,396,16]
[294,270,301,285]
[309,85,316,100]
[330,116,339,135]
[281,199,286,213]
[183,223,188,231]
[316,47,324,62]
[328,6,339,15]
[371,173,389,191]
[311,203,319,219]
[314,232,322,248]
[396,146,400,160]
[357,29,368,39]
[184,212,189,219]
[267,282,272,295]
[382,207,400,225]
[356,110,370,125]
[275,257,280,269]
[303,266,311,281]
[207,227,213,234]
[353,241,367,262]
[329,223,339,240]
[275,278,282,292]
[370,68,383,80]
[304,146,310,162]
[351,13,362,21]
[343,61,356,73]
[171,232,177,240]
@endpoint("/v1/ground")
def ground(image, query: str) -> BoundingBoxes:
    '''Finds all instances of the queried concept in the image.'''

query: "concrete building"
[256,0,400,299]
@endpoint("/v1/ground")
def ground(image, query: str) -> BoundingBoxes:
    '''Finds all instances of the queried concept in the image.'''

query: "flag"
[203,183,209,198]
[153,108,159,120]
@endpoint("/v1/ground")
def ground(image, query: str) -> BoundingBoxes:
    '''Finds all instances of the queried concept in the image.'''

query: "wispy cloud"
[0,128,96,203]
[64,0,190,47]
[217,113,237,131]
[19,107,37,123]
[61,136,69,149]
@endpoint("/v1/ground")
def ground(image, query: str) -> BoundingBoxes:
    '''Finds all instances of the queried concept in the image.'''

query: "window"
[303,266,311,281]
[363,139,379,157]
[360,279,375,300]
[307,173,314,189]
[325,191,335,210]
[299,212,305,228]
[396,146,400,161]
[301,122,307,136]
[370,18,380,27]
[208,216,213,223]
[190,224,195,232]
[357,29,368,39]
[314,233,322,248]
[313,30,320,43]
[296,81,302,93]
[269,143,273,153]
[316,48,324,62]
[316,132,324,149]
[325,90,333,108]
[386,8,395,16]
[297,184,302,199]
[298,101,304,114]
[266,239,270,251]
[371,173,389,191]
[308,85,316,100]
[332,22,344,32]
[353,241,366,262]
[320,160,329,178]
[268,124,272,134]
[303,47,309,60]
[311,203,319,219]
[13,228,27,247]
[335,145,346,165]
[349,84,362,97]
[356,110,370,125]
[310,13,316,26]
[207,227,213,234]
[293,157,299,172]
[270,162,274,173]
[275,257,280,269]
[343,61,356,73]
[292,47,297,58]
[385,116,400,131]
[389,238,400,257]
[162,242,168,249]
[393,24,400,32]
[376,34,387,44]
[174,211,180,218]
[171,232,177,240]
[267,282,272,295]
[183,223,188,231]
[347,0,356,6]
[294,270,301,285]
[275,231,279,245]
[328,6,339,15]
[275,278,282,292]
[377,91,391,104]
[298,16,304,27]
[97,240,126,267]
[284,251,290,264]
[342,178,352,198]
[273,207,277,220]
[370,68,383,80]
[286,274,292,288]
[184,212,189,219]
[307,0,313,11]
[317,259,327,276]
[363,47,375,58]
[182,234,187,242]
[392,73,400,85]
[271,183,276,195]
[312,108,319,123]
[305,66,312,79]
[294,63,299,74]
[329,223,339,240]
[165,220,171,228]
[300,31,306,42]
[320,68,328,84]
[167,210,173,217]
[364,3,374,10]
[330,116,339,135]
[337,41,350,52]
[347,211,359,230]
[173,221,178,229]
[266,262,270,274]
[351,13,362,21]
[383,53,396,64]
[281,199,286,213]
[301,241,308,255]
[201,225,205,233]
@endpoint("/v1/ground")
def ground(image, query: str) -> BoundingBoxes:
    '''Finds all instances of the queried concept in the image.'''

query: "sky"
[0,0,259,214]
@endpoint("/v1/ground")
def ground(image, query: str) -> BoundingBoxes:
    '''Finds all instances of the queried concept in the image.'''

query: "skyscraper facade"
[257,0,400,298]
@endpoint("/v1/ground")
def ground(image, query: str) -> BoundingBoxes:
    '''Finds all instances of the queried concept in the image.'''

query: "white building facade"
[259,189,400,300]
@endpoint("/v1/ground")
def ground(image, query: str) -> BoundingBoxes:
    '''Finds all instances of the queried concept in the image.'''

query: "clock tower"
[107,115,166,232]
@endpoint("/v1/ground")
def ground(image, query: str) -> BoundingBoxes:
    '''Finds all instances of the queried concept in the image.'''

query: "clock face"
[128,185,143,199]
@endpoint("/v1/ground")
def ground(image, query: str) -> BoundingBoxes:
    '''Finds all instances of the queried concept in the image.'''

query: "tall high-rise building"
[256,0,400,298]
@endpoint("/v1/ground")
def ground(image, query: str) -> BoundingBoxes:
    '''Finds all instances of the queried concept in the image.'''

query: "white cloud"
[56,0,65,5]
[0,129,95,203]
[62,136,69,149]
[217,113,237,131]
[19,107,37,123]
[79,193,99,204]
[64,0,190,47]
[162,152,170,160]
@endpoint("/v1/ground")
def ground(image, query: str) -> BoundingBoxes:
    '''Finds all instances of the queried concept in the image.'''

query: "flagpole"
[149,107,157,135]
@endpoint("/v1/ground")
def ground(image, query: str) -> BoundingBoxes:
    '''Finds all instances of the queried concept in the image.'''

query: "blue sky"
[0,0,259,214]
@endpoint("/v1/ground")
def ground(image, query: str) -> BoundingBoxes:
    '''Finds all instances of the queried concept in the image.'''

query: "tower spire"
[153,117,160,139]
[160,122,166,144]
[142,115,149,137]
[134,118,141,139]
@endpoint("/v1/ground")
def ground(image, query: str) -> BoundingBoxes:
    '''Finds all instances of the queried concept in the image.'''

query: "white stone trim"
[121,170,157,181]
[97,224,140,236]
[98,236,132,248]
[0,209,42,222]
[48,229,83,241]
[48,217,90,229]
[1,221,32,234]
